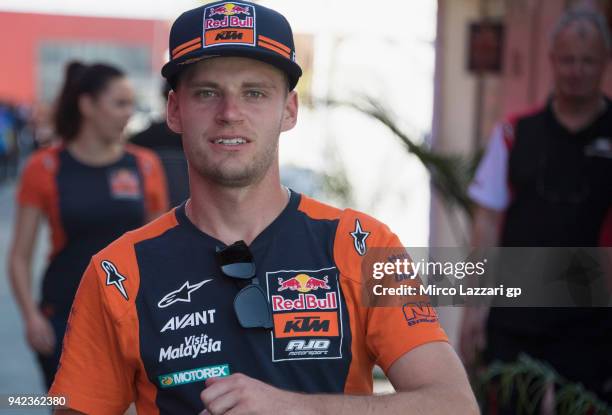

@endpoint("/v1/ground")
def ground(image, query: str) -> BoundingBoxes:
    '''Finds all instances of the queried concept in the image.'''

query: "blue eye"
[245,90,265,98]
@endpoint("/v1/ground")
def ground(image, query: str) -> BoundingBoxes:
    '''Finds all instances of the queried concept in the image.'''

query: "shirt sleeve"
[141,150,169,217]
[468,123,510,211]
[335,211,449,375]
[17,153,48,210]
[49,261,134,415]
[363,234,448,373]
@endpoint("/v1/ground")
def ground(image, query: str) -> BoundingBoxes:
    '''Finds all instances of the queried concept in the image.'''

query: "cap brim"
[162,45,302,90]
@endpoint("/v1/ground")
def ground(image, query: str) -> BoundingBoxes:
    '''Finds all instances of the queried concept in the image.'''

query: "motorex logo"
[158,364,230,388]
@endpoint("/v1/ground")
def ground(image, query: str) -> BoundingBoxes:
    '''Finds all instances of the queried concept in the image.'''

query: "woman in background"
[8,61,168,388]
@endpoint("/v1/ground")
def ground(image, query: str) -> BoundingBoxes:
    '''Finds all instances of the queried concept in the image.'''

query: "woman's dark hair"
[53,61,125,141]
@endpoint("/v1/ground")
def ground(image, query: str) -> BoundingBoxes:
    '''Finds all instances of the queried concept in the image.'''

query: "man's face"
[550,21,609,102]
[167,57,298,187]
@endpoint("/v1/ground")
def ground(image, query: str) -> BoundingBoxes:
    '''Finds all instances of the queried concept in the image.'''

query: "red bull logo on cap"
[203,2,256,47]
[204,2,255,32]
[277,274,330,293]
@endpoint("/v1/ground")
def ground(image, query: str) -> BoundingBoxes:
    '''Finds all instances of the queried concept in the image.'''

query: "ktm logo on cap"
[215,30,244,41]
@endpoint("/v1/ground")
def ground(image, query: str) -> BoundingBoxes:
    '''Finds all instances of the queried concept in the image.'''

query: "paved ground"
[0,180,49,414]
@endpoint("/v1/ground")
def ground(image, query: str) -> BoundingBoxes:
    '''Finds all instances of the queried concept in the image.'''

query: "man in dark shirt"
[461,9,612,408]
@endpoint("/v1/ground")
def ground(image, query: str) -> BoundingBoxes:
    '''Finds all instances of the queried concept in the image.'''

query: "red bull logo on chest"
[266,268,340,311]
[203,2,256,47]
[109,168,141,200]
[277,273,330,293]
[266,267,344,362]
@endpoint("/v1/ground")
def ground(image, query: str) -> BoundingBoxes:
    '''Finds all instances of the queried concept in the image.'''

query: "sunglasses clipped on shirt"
[215,240,273,329]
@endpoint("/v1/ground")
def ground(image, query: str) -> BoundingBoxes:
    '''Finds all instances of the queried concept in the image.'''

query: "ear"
[280,90,298,132]
[78,95,95,119]
[166,89,183,134]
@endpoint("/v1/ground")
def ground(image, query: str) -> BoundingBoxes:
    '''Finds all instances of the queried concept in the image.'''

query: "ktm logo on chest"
[273,311,339,338]
[284,316,329,333]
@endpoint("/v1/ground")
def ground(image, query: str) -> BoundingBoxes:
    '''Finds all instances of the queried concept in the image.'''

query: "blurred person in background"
[131,81,189,207]
[0,101,23,182]
[460,9,612,412]
[8,61,169,389]
[30,102,58,148]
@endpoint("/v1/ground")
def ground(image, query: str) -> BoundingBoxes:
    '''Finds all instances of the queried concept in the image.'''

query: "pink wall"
[0,11,170,105]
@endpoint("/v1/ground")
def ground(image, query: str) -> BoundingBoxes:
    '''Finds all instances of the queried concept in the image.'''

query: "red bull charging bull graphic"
[273,273,336,312]
[277,273,330,292]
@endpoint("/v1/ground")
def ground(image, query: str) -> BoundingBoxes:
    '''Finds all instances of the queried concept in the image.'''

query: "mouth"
[210,136,251,146]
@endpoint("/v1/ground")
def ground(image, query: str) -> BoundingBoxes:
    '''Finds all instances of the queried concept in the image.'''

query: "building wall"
[430,0,506,251]
[0,11,169,105]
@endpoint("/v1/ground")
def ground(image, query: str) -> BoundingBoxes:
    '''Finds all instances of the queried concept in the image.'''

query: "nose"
[570,61,583,77]
[118,100,134,121]
[566,58,587,78]
[215,94,243,125]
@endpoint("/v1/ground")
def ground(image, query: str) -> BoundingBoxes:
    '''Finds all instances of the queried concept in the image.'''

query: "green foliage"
[477,354,612,415]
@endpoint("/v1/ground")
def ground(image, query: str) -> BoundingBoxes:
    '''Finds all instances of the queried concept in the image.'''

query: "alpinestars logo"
[350,219,370,256]
[158,280,212,308]
[101,260,128,300]
[159,334,222,362]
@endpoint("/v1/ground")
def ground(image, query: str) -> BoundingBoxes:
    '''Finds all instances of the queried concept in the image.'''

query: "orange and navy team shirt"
[17,144,168,317]
[50,192,447,415]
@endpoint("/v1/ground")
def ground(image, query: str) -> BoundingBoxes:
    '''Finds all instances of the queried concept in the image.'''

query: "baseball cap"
[162,1,302,90]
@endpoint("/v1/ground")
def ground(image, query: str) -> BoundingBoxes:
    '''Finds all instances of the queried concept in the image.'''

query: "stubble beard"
[190,136,279,188]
